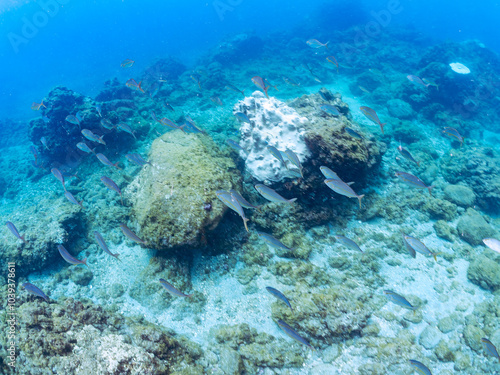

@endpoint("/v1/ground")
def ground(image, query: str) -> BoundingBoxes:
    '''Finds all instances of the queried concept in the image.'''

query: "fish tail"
[428,186,435,196]
[186,294,194,299]
[288,198,297,203]
[114,253,122,262]
[243,217,249,232]
[264,88,269,99]
[41,100,46,108]
[82,258,89,268]
[138,81,145,93]
[241,90,245,96]
[114,162,122,170]
[120,196,124,206]
[79,199,84,209]
[417,161,421,167]
[358,194,365,209]
[433,252,442,262]
[380,123,386,134]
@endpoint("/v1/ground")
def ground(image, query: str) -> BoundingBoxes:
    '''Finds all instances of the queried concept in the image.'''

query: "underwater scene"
[2,0,500,374]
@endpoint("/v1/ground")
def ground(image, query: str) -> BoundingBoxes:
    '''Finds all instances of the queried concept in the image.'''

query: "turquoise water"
[1,1,500,374]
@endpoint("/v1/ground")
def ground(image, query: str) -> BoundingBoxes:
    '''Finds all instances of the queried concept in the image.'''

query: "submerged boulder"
[126,131,242,250]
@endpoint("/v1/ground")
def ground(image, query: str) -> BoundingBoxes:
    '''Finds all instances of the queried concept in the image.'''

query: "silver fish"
[82,129,106,145]
[77,142,95,154]
[64,191,84,208]
[409,360,432,375]
[117,123,137,139]
[100,118,115,130]
[398,146,420,166]
[257,232,294,252]
[125,153,150,166]
[267,146,288,169]
[6,221,27,243]
[159,278,192,298]
[383,290,416,310]
[23,282,49,302]
[101,176,123,205]
[277,319,314,350]
[255,184,296,204]
[57,244,88,267]
[481,338,500,362]
[226,139,245,152]
[229,190,260,209]
[395,171,433,196]
[284,150,303,177]
[483,238,500,254]
[216,190,249,232]
[51,168,66,191]
[94,231,120,260]
[324,178,364,208]
[266,286,293,312]
[96,153,121,170]
[403,235,439,261]
[335,235,362,252]
[119,223,147,245]
[320,166,340,180]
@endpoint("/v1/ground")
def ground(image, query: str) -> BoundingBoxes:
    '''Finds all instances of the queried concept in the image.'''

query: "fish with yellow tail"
[395,171,433,196]
[324,178,364,208]
[360,106,386,134]
[255,184,296,204]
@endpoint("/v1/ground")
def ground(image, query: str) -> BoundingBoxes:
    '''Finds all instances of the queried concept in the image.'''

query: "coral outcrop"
[235,91,311,182]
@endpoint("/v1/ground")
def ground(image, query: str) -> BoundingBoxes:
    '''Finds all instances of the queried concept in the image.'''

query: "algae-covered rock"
[0,297,205,374]
[211,323,304,373]
[463,324,485,352]
[457,208,496,245]
[419,325,442,349]
[269,284,377,346]
[433,220,457,241]
[467,254,500,291]
[444,184,475,207]
[126,131,241,250]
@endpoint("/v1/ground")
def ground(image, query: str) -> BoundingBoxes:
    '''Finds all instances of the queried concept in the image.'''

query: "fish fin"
[288,198,297,203]
[428,186,435,196]
[358,194,365,209]
[432,252,442,262]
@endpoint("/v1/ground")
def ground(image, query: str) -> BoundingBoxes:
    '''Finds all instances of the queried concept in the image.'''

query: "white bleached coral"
[449,62,470,74]
[235,91,311,182]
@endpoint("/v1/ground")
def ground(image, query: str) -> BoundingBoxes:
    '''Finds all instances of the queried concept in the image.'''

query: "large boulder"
[126,131,242,250]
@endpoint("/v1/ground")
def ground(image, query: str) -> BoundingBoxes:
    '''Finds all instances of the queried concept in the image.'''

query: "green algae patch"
[126,131,242,250]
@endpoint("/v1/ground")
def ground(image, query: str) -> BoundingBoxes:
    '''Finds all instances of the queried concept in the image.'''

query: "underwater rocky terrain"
[1,24,500,375]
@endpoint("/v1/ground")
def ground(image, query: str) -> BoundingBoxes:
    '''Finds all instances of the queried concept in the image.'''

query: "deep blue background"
[1,0,499,120]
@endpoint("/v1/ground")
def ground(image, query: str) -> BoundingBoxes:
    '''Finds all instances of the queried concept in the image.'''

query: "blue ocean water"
[2,0,500,374]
